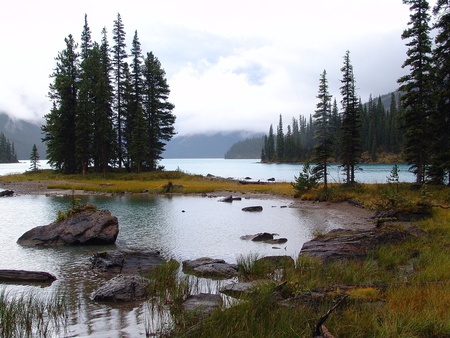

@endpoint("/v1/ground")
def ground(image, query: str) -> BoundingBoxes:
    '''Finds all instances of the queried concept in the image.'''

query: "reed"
[0,288,69,338]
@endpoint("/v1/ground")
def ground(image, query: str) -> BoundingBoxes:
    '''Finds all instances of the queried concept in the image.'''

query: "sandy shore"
[1,180,376,231]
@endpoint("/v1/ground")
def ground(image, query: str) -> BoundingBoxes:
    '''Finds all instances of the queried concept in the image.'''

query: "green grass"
[0,288,69,338]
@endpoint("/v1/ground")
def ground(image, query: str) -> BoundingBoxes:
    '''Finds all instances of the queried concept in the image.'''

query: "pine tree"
[340,50,361,184]
[141,52,176,170]
[398,0,434,184]
[312,70,333,190]
[276,114,284,161]
[42,34,79,173]
[126,30,144,171]
[111,13,128,170]
[428,1,450,184]
[92,27,116,174]
[76,15,94,175]
[29,144,40,171]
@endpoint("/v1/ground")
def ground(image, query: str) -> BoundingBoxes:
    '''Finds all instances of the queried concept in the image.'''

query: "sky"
[0,0,437,136]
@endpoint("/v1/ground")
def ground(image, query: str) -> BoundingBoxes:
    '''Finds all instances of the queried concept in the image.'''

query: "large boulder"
[92,274,148,302]
[300,226,419,261]
[182,258,238,279]
[90,249,164,275]
[17,204,119,246]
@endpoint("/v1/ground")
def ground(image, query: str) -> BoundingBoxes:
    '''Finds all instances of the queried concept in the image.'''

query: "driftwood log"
[0,269,56,284]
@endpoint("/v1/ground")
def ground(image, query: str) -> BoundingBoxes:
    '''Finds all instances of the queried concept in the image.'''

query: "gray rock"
[91,249,164,275]
[0,190,14,197]
[182,258,238,279]
[182,293,222,317]
[92,274,149,302]
[300,227,414,261]
[220,280,275,299]
[242,206,263,212]
[240,233,288,244]
[17,205,118,246]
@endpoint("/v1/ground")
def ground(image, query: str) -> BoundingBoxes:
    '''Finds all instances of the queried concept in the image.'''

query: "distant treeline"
[224,136,264,159]
[0,132,18,163]
[260,92,403,164]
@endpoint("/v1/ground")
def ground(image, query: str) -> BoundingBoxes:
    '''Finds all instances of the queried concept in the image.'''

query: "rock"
[17,206,119,246]
[219,196,241,202]
[0,269,56,284]
[220,280,273,298]
[0,190,14,197]
[242,206,263,212]
[182,257,238,279]
[300,226,415,261]
[91,249,164,275]
[92,274,148,302]
[251,232,274,242]
[256,255,295,269]
[182,293,222,317]
[240,233,288,245]
[267,177,275,182]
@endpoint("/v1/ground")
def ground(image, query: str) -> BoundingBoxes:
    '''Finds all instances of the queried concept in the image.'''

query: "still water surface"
[0,159,411,336]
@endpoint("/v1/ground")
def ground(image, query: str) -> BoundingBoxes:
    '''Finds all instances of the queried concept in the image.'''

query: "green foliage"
[0,132,18,163]
[42,14,175,175]
[29,144,40,171]
[292,162,319,195]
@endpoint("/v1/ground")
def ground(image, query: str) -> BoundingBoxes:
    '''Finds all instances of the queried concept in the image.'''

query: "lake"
[0,158,415,183]
[0,158,411,337]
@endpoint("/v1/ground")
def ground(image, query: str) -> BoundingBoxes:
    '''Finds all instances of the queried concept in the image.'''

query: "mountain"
[224,135,265,159]
[162,131,262,158]
[0,112,46,160]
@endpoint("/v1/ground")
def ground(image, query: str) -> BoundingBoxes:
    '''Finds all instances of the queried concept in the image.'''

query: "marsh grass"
[0,288,69,338]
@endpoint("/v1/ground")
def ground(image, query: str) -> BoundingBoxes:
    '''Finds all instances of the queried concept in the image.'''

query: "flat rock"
[242,206,263,212]
[220,280,275,299]
[182,293,222,317]
[300,226,416,261]
[90,249,164,275]
[17,204,119,246]
[240,232,288,245]
[92,274,149,302]
[182,258,238,279]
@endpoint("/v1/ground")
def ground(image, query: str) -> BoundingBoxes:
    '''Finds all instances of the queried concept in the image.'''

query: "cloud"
[0,0,435,134]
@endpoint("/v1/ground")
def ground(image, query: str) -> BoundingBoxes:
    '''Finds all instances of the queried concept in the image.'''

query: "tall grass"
[0,288,68,338]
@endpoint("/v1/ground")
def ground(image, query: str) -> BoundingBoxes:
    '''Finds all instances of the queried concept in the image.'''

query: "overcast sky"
[0,0,437,136]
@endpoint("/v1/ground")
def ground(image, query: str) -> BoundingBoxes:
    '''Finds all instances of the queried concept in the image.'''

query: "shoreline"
[1,179,376,231]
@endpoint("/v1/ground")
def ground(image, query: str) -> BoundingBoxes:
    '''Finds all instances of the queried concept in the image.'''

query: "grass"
[0,288,69,338]
[2,170,450,336]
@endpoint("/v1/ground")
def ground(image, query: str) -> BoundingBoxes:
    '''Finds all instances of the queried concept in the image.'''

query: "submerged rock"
[17,204,118,246]
[240,232,288,245]
[90,249,164,275]
[92,274,148,302]
[182,293,222,317]
[0,190,14,197]
[182,257,238,279]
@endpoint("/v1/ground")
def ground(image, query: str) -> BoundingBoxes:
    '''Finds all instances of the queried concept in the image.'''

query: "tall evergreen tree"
[276,114,285,161]
[42,34,79,173]
[126,30,144,171]
[428,1,450,184]
[312,70,333,190]
[111,13,128,170]
[77,15,94,175]
[92,27,116,174]
[0,133,18,163]
[141,52,176,170]
[339,50,361,184]
[29,144,40,171]
[398,0,434,184]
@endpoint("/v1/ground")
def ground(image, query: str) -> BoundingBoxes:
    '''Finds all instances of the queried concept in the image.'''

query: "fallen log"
[0,269,56,284]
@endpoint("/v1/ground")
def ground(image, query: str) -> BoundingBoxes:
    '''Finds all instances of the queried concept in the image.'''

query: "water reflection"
[0,193,340,336]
